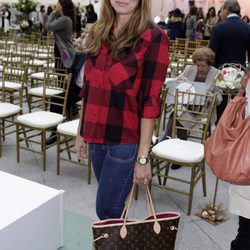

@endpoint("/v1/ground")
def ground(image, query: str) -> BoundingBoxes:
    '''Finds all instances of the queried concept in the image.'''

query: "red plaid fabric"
[80,23,169,144]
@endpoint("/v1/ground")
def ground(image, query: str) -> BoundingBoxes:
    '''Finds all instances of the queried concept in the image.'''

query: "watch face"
[139,157,147,165]
[139,157,147,164]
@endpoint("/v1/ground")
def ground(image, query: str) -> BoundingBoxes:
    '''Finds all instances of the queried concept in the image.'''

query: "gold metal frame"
[56,129,92,184]
[0,64,28,157]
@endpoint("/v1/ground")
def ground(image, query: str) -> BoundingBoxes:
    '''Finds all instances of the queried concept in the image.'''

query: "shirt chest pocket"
[109,54,141,90]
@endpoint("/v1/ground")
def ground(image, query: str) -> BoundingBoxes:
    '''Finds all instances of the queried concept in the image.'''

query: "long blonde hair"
[86,0,151,59]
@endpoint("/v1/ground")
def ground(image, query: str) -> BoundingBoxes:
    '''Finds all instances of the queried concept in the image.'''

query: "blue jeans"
[88,143,138,220]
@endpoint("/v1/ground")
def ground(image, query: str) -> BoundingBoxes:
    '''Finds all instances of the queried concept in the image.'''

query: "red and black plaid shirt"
[80,23,169,144]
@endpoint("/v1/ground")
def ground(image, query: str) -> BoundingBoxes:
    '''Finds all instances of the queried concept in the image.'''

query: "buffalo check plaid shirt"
[80,23,169,144]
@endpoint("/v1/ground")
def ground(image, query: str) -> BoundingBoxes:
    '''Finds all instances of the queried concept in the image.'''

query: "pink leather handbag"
[205,87,250,184]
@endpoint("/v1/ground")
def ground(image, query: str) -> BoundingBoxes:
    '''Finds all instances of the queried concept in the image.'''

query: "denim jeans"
[88,143,138,220]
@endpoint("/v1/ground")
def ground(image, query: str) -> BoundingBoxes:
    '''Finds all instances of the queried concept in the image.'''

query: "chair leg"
[187,167,196,215]
[162,105,167,130]
[27,94,32,113]
[41,130,46,171]
[162,162,171,186]
[201,163,207,197]
[2,120,5,141]
[65,139,72,160]
[57,133,60,175]
[87,153,92,185]
[16,124,20,163]
[0,121,2,158]
[21,125,29,148]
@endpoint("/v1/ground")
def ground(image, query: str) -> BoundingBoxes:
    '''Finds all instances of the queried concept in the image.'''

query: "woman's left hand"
[133,163,152,185]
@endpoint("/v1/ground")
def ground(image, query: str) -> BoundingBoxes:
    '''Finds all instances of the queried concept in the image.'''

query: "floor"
[0,115,238,250]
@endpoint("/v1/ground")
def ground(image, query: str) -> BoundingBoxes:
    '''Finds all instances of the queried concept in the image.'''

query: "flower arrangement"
[197,202,228,225]
[16,0,37,14]
[214,64,245,90]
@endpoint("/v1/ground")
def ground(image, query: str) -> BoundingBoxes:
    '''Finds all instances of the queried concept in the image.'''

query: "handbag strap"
[237,88,245,97]
[120,184,154,219]
[120,184,161,239]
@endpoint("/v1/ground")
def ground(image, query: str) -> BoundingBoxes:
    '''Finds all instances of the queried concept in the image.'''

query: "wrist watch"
[137,156,149,165]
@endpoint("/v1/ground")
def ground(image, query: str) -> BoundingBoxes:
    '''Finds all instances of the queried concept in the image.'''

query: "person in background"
[167,8,184,40]
[85,3,97,24]
[209,0,250,123]
[204,7,218,40]
[46,0,75,70]
[1,5,11,33]
[42,6,53,36]
[229,65,250,250]
[45,0,76,144]
[195,7,205,40]
[75,7,82,38]
[217,9,223,23]
[162,47,222,169]
[185,5,198,40]
[75,0,169,219]
[38,5,45,32]
[242,15,250,23]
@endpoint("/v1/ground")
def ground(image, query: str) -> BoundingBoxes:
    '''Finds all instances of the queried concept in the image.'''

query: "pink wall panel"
[151,0,250,20]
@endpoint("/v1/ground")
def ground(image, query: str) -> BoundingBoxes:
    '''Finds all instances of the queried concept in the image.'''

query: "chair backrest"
[44,56,68,75]
[184,41,198,63]
[153,85,168,144]
[172,89,216,143]
[2,64,28,106]
[197,40,209,48]
[42,71,72,117]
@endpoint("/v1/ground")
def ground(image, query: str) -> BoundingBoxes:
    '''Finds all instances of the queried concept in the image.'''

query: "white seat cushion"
[0,65,3,72]
[0,103,21,117]
[33,59,47,67]
[57,119,79,137]
[30,72,45,80]
[2,57,20,63]
[17,111,64,129]
[30,72,58,80]
[3,68,32,75]
[0,81,23,90]
[151,138,204,163]
[37,53,49,59]
[29,87,64,97]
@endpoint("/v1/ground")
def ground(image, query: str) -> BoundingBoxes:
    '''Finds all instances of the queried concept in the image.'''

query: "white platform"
[0,171,65,250]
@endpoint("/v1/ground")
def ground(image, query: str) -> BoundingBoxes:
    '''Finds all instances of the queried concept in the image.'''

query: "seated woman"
[162,47,222,169]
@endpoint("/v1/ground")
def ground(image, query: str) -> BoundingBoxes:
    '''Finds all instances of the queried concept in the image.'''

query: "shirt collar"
[227,13,239,18]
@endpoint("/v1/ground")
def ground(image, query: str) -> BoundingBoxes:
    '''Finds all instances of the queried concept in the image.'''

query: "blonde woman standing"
[75,0,169,219]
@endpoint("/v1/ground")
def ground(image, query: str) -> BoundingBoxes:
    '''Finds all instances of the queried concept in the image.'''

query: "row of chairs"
[169,38,210,77]
[0,62,91,183]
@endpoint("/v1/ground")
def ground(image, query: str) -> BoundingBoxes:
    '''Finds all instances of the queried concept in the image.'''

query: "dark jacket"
[168,20,184,40]
[209,16,250,68]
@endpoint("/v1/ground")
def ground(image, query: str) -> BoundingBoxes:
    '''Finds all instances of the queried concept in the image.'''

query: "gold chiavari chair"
[150,89,216,215]
[16,71,71,171]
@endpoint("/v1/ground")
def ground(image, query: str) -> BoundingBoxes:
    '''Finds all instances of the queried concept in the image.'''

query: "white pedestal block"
[0,171,65,250]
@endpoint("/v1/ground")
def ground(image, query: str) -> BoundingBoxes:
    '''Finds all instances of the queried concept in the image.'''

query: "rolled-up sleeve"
[141,29,169,118]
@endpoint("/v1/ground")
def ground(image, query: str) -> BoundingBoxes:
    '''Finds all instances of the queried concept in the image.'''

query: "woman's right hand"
[75,135,88,161]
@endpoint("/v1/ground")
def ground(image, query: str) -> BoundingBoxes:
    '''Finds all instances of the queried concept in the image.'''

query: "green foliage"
[16,0,38,14]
